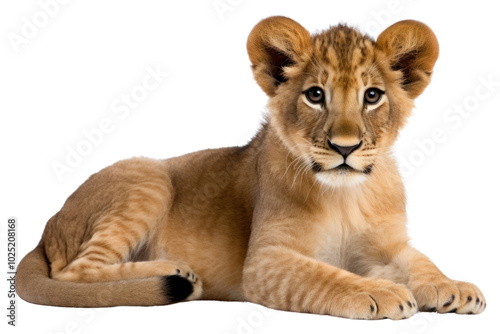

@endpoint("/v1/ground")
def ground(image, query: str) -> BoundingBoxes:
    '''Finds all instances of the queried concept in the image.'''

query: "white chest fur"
[313,191,370,270]
[314,219,347,268]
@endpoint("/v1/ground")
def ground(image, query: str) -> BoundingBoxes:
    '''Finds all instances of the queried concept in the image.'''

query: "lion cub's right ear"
[247,16,311,97]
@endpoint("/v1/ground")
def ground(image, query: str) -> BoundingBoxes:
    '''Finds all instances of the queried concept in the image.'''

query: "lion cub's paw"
[162,266,202,303]
[341,281,417,320]
[174,267,199,284]
[411,279,485,314]
[367,282,417,320]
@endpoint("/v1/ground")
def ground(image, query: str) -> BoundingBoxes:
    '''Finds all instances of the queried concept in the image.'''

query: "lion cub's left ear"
[377,20,439,99]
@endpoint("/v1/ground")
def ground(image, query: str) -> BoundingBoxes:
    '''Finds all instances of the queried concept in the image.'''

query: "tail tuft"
[162,275,194,303]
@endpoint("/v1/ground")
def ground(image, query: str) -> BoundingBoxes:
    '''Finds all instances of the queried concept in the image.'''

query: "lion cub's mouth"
[312,161,355,173]
[329,163,359,175]
[313,161,374,175]
[335,163,352,171]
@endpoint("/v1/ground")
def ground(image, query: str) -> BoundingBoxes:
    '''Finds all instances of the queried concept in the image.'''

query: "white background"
[1,0,499,333]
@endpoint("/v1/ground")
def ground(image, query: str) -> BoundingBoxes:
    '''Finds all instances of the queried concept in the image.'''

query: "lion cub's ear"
[247,16,311,96]
[377,20,439,99]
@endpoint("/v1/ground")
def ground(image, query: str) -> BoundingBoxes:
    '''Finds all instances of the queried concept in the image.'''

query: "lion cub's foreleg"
[366,246,486,314]
[243,244,417,320]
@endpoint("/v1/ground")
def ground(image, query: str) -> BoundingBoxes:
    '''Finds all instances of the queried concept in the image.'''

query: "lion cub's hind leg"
[52,209,202,303]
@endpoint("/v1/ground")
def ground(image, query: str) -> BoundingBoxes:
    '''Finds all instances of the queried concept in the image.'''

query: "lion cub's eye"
[364,88,384,105]
[305,87,325,104]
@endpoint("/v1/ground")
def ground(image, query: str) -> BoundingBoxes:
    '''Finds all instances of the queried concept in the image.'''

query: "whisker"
[281,144,312,180]
[304,177,319,203]
[292,156,313,187]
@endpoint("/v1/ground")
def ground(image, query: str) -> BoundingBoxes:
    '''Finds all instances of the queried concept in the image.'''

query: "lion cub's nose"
[327,140,362,159]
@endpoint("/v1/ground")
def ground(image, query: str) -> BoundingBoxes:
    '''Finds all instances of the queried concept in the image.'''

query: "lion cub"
[17,16,485,319]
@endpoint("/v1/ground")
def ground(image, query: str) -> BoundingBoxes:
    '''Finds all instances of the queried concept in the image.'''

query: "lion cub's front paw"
[341,280,417,320]
[411,279,486,314]
[366,281,418,320]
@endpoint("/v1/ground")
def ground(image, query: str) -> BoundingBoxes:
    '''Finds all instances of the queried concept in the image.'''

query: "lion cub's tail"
[16,244,180,307]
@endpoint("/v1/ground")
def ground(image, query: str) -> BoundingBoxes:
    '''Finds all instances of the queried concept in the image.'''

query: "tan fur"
[17,16,485,319]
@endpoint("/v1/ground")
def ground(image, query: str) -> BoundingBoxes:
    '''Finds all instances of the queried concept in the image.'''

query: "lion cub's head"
[247,16,438,187]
